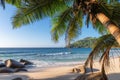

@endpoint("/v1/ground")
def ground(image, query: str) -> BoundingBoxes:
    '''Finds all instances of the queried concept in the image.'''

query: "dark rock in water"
[15,68,28,72]
[12,77,22,80]
[0,63,6,67]
[20,59,33,65]
[5,59,25,68]
[0,67,15,73]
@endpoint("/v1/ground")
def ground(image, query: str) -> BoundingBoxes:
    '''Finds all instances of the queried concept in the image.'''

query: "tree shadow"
[29,68,100,80]
[30,73,80,80]
[73,72,120,80]
[0,74,29,80]
[107,73,120,80]
[85,68,99,73]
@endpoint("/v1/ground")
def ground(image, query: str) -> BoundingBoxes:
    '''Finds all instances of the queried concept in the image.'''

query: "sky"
[0,4,101,48]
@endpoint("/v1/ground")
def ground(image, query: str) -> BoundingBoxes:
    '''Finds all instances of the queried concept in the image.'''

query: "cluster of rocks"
[0,59,33,73]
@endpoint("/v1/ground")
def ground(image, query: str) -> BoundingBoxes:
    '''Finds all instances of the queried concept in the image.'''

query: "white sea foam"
[37,52,72,56]
[0,48,91,68]
[31,60,85,68]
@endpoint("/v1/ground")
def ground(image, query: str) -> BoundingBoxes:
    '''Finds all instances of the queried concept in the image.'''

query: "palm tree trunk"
[96,13,120,45]
[66,41,70,48]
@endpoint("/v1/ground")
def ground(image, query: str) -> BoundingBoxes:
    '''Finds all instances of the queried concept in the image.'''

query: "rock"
[0,63,6,67]
[73,66,85,73]
[0,67,15,73]
[20,59,33,65]
[73,66,99,74]
[15,68,28,72]
[5,59,25,68]
[12,77,22,80]
[73,68,81,73]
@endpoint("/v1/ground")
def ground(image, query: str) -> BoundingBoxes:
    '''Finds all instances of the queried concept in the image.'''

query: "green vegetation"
[70,37,97,48]
[70,36,120,48]
[5,0,120,47]
[3,0,120,79]
[85,34,119,76]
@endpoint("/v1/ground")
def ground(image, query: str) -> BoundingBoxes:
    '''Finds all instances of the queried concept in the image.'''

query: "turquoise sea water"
[0,48,92,67]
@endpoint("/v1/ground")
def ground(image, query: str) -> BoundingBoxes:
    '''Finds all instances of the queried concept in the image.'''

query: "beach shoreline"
[0,64,81,80]
[0,57,120,80]
[0,47,120,80]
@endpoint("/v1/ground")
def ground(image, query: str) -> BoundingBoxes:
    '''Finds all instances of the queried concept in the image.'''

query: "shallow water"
[0,48,92,68]
[2,48,120,68]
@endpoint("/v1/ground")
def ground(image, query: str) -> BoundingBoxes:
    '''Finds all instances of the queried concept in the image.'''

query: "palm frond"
[85,34,116,72]
[93,19,108,34]
[0,0,5,9]
[51,6,83,45]
[51,7,73,42]
[98,2,120,26]
[86,13,90,28]
[65,17,82,47]
[97,0,120,4]
[12,0,67,28]
[89,2,120,34]
[5,0,23,7]
[110,3,120,26]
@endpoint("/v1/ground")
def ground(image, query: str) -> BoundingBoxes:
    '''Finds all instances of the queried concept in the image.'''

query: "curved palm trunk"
[96,13,120,45]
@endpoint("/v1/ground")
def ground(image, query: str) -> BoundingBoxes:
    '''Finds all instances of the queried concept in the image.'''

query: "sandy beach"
[0,57,120,80]
[0,66,80,80]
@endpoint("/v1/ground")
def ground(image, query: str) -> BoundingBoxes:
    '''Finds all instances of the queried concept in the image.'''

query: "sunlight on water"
[0,48,92,67]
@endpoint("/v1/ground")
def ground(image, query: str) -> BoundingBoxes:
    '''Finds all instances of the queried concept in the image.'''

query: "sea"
[0,48,119,68]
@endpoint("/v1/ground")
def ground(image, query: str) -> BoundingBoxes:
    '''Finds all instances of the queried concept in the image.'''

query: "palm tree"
[74,34,119,80]
[4,0,120,79]
[5,0,120,46]
[85,34,118,75]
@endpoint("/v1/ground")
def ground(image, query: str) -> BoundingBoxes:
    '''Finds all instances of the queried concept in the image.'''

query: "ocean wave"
[0,50,42,54]
[0,53,37,57]
[0,51,72,56]
[30,60,84,68]
[37,52,72,56]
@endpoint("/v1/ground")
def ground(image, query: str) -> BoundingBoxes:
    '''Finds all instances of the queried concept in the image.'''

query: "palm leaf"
[85,34,116,72]
[65,17,82,47]
[12,0,67,28]
[51,6,83,45]
[5,0,23,7]
[0,0,5,9]
[93,19,108,35]
[51,7,73,42]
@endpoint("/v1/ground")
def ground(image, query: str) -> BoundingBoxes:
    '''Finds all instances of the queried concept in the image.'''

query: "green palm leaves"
[4,0,120,78]
[5,0,120,45]
[5,0,23,7]
[85,34,118,75]
[51,7,73,42]
[51,7,83,46]
[9,0,67,28]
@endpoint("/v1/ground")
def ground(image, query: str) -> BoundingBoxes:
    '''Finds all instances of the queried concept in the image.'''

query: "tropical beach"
[0,56,120,80]
[0,0,120,80]
[0,48,87,80]
[0,48,119,80]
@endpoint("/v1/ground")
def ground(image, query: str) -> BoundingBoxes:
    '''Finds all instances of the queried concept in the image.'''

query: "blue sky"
[0,4,100,47]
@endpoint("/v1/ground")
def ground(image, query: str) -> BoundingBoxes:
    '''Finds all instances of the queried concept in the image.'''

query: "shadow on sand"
[107,73,120,80]
[29,73,80,80]
[33,70,120,80]
[29,68,100,80]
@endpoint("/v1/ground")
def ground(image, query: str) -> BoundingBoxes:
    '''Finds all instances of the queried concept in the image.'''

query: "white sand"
[0,57,120,80]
